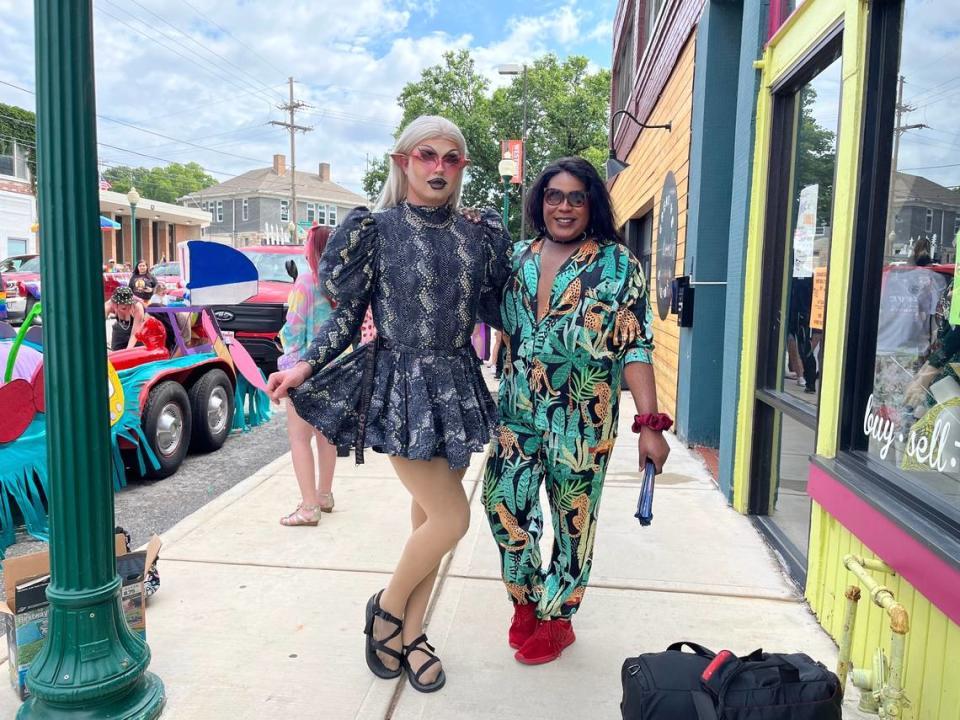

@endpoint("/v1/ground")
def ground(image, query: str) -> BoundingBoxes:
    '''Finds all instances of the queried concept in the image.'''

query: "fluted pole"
[20,1,164,717]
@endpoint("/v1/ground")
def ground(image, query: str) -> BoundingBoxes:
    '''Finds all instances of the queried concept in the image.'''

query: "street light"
[25,1,164,716]
[606,109,672,181]
[498,153,518,227]
[127,185,141,266]
[498,63,528,241]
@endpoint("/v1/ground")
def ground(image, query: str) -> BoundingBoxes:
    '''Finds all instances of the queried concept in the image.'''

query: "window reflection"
[783,58,841,404]
[866,1,960,510]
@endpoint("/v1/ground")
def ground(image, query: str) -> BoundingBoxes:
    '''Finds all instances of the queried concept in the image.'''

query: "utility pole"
[884,74,928,261]
[270,77,312,243]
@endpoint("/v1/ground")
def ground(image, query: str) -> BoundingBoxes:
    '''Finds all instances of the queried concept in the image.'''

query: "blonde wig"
[374,115,469,211]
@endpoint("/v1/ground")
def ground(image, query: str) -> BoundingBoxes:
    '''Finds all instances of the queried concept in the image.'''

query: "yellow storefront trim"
[732,0,865,511]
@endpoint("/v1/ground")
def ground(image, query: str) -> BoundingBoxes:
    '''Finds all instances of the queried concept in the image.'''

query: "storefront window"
[862,2,960,511]
[783,60,840,406]
[757,54,842,573]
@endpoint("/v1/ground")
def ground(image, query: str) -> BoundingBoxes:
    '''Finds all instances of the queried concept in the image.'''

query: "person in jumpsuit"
[267,116,512,693]
[483,156,671,665]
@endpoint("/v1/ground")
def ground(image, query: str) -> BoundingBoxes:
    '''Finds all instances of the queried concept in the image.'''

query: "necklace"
[404,201,454,229]
[116,316,132,331]
[545,231,589,246]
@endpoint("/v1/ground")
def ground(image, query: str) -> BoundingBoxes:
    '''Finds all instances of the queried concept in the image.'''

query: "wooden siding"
[807,503,960,720]
[610,37,696,420]
[612,0,705,162]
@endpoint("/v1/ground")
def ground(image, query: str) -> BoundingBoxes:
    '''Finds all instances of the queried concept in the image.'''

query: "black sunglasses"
[544,188,588,208]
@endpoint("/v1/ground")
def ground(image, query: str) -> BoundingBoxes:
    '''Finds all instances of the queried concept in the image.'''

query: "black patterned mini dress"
[288,202,512,469]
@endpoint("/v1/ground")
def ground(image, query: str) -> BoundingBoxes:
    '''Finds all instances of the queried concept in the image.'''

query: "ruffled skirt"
[288,342,497,469]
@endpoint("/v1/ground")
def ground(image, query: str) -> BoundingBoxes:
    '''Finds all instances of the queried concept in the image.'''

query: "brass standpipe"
[839,555,911,718]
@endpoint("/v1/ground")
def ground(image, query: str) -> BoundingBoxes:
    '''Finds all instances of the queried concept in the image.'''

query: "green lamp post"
[128,186,140,269]
[498,154,517,228]
[21,1,165,717]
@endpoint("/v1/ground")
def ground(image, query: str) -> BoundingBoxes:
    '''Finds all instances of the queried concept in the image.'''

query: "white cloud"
[0,0,616,194]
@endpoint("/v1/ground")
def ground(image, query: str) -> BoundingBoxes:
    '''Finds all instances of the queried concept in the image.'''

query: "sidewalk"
[2,395,865,718]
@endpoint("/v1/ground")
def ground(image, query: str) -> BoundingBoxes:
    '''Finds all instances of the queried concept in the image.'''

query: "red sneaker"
[508,602,538,649]
[514,619,576,665]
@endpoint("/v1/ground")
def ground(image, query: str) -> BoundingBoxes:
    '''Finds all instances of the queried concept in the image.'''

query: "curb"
[151,451,294,550]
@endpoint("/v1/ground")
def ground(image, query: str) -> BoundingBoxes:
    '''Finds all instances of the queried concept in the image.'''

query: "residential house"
[0,140,36,259]
[890,172,960,263]
[179,155,367,246]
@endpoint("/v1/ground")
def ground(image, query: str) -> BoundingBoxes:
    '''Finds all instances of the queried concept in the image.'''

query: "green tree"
[0,103,37,188]
[392,50,498,210]
[362,51,612,237]
[362,155,389,202]
[103,162,217,203]
[794,87,837,227]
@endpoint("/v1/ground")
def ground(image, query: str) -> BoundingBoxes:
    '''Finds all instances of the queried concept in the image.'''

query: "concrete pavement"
[1,393,868,718]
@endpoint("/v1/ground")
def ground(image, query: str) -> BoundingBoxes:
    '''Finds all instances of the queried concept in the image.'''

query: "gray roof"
[894,172,960,210]
[181,167,367,206]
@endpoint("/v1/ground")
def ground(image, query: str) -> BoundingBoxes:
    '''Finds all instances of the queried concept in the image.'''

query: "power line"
[94,3,279,108]
[119,0,286,103]
[96,141,237,176]
[96,114,265,163]
[1,109,270,165]
[0,79,33,95]
[900,161,960,171]
[175,0,288,78]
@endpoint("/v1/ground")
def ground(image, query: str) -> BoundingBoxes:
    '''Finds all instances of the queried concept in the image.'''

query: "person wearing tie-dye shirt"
[278,225,338,525]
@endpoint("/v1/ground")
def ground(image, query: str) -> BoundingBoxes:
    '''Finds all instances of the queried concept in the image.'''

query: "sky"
[0,0,617,197]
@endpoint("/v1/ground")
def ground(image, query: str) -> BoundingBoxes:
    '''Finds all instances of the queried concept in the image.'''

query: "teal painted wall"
[676,0,744,448]
[717,0,769,499]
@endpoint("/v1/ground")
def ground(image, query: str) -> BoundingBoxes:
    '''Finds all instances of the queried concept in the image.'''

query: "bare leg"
[314,431,337,503]
[372,457,468,680]
[285,403,318,508]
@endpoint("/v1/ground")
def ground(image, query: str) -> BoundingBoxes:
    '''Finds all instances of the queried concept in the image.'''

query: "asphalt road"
[1,405,289,569]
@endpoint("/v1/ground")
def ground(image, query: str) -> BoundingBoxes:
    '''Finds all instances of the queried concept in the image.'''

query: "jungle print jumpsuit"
[483,236,654,620]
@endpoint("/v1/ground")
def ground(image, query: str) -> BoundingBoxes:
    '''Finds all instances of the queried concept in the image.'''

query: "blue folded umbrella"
[635,461,657,526]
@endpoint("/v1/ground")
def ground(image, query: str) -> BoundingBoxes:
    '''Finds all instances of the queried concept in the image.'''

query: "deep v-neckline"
[530,238,581,323]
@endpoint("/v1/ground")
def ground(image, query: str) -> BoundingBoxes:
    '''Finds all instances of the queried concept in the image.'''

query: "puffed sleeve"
[476,207,512,329]
[619,253,655,365]
[300,207,378,375]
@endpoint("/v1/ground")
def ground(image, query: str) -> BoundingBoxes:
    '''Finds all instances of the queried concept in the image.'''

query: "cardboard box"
[0,534,161,700]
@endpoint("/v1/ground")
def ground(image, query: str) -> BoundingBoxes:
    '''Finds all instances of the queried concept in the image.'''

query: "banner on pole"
[501,140,523,184]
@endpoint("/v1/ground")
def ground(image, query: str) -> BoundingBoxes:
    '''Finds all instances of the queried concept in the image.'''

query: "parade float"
[0,241,272,556]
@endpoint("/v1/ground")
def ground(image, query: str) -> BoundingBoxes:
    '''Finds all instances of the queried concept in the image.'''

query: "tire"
[142,381,192,479]
[188,368,234,453]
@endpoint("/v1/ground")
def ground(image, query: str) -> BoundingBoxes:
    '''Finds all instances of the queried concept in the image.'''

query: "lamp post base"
[18,672,165,720]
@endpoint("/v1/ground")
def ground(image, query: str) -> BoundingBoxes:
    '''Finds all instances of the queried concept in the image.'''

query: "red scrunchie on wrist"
[632,413,673,433]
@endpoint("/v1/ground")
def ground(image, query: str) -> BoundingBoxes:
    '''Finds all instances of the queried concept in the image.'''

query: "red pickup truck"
[212,246,309,375]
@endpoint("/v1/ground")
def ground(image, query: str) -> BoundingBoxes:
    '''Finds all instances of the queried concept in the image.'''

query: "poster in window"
[809,266,827,330]
[656,172,678,321]
[793,184,818,278]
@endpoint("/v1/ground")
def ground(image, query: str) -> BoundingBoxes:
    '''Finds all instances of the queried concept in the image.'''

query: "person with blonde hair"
[267,115,511,692]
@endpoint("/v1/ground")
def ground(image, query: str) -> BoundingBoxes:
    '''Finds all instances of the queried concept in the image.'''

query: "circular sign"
[656,172,679,320]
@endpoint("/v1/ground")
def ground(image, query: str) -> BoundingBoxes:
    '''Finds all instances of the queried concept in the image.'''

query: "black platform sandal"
[402,634,446,693]
[364,590,403,679]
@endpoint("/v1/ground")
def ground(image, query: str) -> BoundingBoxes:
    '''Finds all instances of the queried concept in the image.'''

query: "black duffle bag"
[621,641,842,720]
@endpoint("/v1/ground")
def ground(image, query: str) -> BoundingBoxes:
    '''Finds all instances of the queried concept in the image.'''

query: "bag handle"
[691,691,720,720]
[666,641,716,658]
